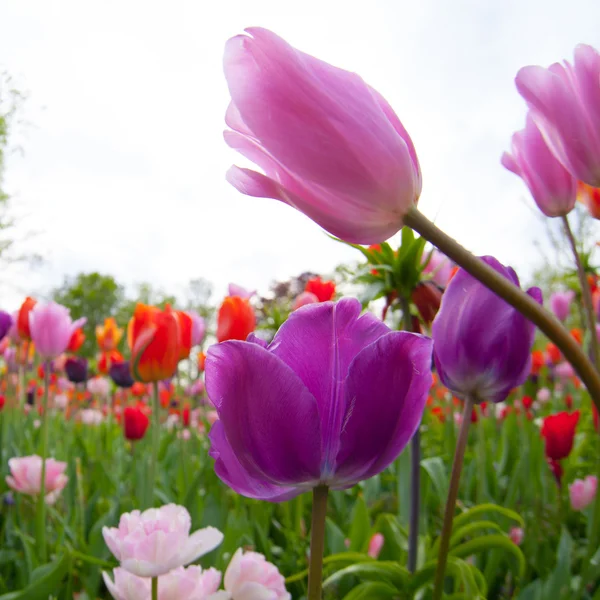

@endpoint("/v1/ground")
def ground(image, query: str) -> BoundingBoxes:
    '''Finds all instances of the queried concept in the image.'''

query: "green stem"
[36,359,51,563]
[17,362,24,408]
[307,485,329,600]
[148,381,160,509]
[152,576,158,600]
[562,215,599,369]
[404,207,600,412]
[432,395,475,600]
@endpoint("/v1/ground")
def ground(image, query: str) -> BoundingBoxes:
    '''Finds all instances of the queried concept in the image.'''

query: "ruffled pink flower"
[79,408,104,425]
[6,455,68,504]
[214,548,290,600]
[102,504,223,577]
[29,302,86,360]
[569,475,598,511]
[103,565,221,600]
[87,376,110,397]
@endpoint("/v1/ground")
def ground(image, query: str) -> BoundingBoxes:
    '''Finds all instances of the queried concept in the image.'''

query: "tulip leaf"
[411,556,484,596]
[0,552,70,600]
[348,496,370,552]
[341,581,400,599]
[323,561,410,590]
[285,553,373,584]
[421,457,449,505]
[451,503,524,531]
[430,520,504,556]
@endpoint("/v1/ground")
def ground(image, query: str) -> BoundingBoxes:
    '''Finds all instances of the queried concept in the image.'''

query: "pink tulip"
[187,311,206,347]
[549,290,575,321]
[79,408,104,425]
[102,504,223,577]
[569,475,598,511]
[219,548,290,600]
[103,566,221,600]
[422,249,453,287]
[6,455,68,504]
[29,302,86,360]
[554,361,575,380]
[536,388,551,404]
[515,44,600,187]
[54,393,68,410]
[224,28,421,245]
[87,376,110,397]
[502,116,576,217]
[509,527,524,546]
[292,292,319,311]
[367,533,384,559]
[228,284,255,299]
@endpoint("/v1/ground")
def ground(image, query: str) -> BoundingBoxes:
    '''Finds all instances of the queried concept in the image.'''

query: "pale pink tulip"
[549,291,575,321]
[502,116,576,217]
[536,388,551,404]
[215,548,290,600]
[79,408,104,425]
[569,475,598,511]
[555,362,575,379]
[292,292,319,311]
[509,527,524,545]
[29,302,86,360]
[102,504,223,577]
[6,455,68,504]
[367,533,384,558]
[228,284,255,299]
[87,376,110,397]
[103,566,221,600]
[187,311,206,347]
[516,44,600,187]
[224,28,421,245]
[422,249,453,287]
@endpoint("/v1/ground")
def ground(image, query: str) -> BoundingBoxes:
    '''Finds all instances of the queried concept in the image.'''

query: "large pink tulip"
[29,302,86,360]
[516,44,600,187]
[223,28,421,245]
[569,475,598,511]
[102,504,223,577]
[502,116,576,217]
[6,455,68,504]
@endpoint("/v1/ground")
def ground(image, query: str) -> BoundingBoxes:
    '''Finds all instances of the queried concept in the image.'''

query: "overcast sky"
[0,0,599,310]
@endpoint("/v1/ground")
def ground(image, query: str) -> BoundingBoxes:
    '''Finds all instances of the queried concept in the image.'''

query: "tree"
[52,273,125,358]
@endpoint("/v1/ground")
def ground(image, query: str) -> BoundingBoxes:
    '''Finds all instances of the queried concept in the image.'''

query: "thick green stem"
[562,215,599,369]
[148,381,160,509]
[307,485,329,600]
[151,576,158,600]
[36,360,51,563]
[404,207,600,412]
[432,395,475,600]
[17,363,25,408]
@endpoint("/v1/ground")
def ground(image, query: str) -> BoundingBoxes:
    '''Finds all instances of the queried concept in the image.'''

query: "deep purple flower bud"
[0,311,13,342]
[206,297,433,501]
[65,357,88,384]
[109,361,135,389]
[432,256,542,403]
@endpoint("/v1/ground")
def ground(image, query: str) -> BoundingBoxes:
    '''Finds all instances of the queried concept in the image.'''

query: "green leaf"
[451,503,524,532]
[341,581,400,600]
[285,552,373,584]
[421,457,448,505]
[543,528,573,599]
[0,553,70,600]
[348,496,370,552]
[323,561,409,590]
[431,520,504,556]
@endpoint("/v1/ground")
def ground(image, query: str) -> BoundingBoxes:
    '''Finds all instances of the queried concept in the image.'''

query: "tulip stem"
[399,293,420,573]
[308,485,329,600]
[404,206,600,412]
[432,395,474,600]
[17,362,24,408]
[151,576,158,600]
[148,381,160,509]
[562,215,599,369]
[36,360,51,564]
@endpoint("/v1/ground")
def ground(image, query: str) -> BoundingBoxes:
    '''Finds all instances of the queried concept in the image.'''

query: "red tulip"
[17,297,37,340]
[68,328,86,353]
[305,276,336,302]
[175,311,193,360]
[411,281,442,325]
[98,350,124,375]
[541,411,580,461]
[216,296,256,342]
[123,405,150,441]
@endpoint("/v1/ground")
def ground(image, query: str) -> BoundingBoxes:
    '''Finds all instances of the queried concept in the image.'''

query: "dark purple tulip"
[432,256,542,403]
[0,311,12,342]
[109,361,135,388]
[65,357,88,384]
[207,297,432,501]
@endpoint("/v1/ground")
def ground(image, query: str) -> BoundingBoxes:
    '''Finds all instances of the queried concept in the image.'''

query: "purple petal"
[205,341,321,485]
[333,332,432,485]
[268,297,389,472]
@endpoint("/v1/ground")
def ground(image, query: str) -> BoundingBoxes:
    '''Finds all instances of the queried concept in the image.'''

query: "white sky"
[0,0,599,310]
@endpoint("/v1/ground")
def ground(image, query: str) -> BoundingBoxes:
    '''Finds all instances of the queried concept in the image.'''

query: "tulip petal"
[209,422,300,501]
[334,332,432,485]
[268,298,389,472]
[206,341,322,485]
[180,527,224,566]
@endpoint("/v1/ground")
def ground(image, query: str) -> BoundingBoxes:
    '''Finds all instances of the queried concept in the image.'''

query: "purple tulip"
[207,297,432,501]
[549,290,575,321]
[432,256,542,403]
[65,357,88,384]
[223,28,422,245]
[187,311,206,347]
[0,311,13,342]
[515,44,600,187]
[502,115,576,217]
[29,302,86,360]
[109,361,135,389]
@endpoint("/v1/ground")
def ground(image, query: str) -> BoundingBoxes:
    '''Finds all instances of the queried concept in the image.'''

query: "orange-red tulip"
[98,350,124,375]
[17,297,37,340]
[96,317,124,352]
[216,296,256,343]
[128,304,180,383]
[68,328,86,353]
[197,351,206,372]
[305,276,336,302]
[577,181,600,219]
[175,310,193,360]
